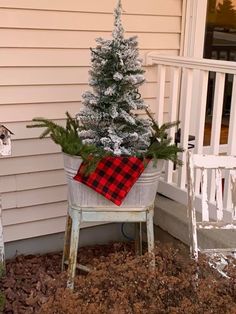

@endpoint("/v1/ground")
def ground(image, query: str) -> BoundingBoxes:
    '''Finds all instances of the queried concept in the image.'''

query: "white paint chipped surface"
[187,151,198,259]
[197,223,236,229]
[201,168,209,222]
[208,253,236,279]
[215,168,223,221]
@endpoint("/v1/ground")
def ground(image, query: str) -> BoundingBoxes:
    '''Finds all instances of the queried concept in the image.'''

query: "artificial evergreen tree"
[27,0,183,170]
[77,0,152,156]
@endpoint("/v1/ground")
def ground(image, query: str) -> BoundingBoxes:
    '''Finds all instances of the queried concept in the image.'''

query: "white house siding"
[0,0,182,242]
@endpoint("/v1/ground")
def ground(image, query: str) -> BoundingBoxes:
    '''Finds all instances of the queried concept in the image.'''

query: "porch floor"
[154,194,236,252]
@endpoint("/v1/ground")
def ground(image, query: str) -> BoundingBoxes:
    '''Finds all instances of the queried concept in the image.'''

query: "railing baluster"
[224,75,236,210]
[178,68,193,189]
[194,70,209,154]
[194,70,209,194]
[166,67,180,183]
[209,72,225,203]
[227,75,236,156]
[210,72,226,153]
[156,65,166,125]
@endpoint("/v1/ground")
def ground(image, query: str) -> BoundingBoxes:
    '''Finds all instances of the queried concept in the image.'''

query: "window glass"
[204,0,236,61]
[203,1,236,145]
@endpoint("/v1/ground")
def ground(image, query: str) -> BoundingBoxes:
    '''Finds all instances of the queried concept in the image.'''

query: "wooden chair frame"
[187,151,236,260]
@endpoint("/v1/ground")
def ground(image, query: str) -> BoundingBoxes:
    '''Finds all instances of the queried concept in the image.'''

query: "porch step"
[154,194,236,251]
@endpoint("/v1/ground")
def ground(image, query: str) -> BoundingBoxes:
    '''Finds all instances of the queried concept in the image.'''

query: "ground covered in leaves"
[1,242,236,314]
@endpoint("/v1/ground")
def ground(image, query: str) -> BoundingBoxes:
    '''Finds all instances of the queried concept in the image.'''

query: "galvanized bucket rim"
[62,152,163,166]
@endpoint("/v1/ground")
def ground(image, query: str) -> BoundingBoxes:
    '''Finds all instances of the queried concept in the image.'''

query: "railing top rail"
[146,53,236,74]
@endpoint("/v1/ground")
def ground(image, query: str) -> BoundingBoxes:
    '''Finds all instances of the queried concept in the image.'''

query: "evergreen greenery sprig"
[27,110,183,173]
[145,109,183,166]
[27,112,110,175]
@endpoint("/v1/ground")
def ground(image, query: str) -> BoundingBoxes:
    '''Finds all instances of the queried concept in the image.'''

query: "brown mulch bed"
[0,242,236,314]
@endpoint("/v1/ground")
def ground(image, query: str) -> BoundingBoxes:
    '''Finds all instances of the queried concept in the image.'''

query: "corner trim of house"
[183,0,207,57]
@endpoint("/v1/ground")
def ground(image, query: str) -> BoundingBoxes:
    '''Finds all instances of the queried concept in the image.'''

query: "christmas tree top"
[77,0,152,156]
[112,0,124,40]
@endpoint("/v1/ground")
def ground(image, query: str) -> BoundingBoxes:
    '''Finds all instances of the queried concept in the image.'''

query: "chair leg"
[187,152,198,261]
[67,208,81,290]
[188,197,198,260]
[135,222,142,256]
[191,207,198,261]
[62,211,72,271]
[146,206,155,268]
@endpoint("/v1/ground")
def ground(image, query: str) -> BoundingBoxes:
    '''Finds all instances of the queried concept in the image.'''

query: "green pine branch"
[146,140,183,166]
[145,109,183,166]
[27,112,110,175]
[27,112,82,156]
[145,109,180,141]
[27,110,184,174]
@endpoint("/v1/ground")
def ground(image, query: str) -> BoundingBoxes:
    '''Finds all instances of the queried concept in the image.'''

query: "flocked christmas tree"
[27,0,183,171]
[77,0,152,156]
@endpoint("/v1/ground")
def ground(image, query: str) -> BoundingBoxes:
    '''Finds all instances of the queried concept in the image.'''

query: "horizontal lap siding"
[0,1,181,15]
[0,0,182,242]
[0,66,168,86]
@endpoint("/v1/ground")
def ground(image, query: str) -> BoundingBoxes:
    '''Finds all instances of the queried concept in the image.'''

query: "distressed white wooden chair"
[62,205,155,289]
[186,151,236,260]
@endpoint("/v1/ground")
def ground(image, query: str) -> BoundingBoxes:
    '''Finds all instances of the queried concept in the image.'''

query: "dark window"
[203,0,236,145]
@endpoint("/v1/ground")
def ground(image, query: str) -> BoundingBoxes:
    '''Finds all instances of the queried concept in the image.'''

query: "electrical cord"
[121,222,134,241]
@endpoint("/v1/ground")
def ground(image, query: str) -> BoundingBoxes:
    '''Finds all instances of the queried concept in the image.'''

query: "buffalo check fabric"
[73,156,149,206]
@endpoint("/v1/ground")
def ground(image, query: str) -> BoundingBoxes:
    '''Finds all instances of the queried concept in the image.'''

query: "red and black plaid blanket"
[74,156,148,206]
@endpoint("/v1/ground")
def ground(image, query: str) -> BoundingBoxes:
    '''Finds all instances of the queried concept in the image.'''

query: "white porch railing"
[146,54,236,215]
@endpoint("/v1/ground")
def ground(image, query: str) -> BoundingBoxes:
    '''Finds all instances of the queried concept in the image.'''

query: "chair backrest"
[187,152,236,227]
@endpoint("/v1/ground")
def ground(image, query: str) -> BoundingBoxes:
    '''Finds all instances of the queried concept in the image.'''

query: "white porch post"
[183,0,208,135]
[183,0,208,58]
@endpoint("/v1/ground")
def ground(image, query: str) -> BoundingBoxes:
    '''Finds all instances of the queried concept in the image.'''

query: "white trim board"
[183,0,207,57]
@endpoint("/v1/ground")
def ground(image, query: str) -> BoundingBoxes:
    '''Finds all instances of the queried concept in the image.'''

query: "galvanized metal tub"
[63,153,164,208]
